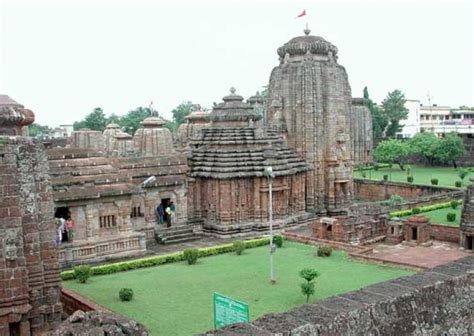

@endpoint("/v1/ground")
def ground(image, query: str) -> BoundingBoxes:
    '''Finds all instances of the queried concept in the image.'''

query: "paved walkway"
[370,242,470,269]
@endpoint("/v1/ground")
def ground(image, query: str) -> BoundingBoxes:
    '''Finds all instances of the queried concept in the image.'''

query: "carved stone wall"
[70,129,105,151]
[350,98,373,165]
[0,136,62,335]
[266,30,353,214]
[460,178,474,251]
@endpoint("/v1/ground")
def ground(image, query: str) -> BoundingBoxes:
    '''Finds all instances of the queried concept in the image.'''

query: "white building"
[397,99,420,138]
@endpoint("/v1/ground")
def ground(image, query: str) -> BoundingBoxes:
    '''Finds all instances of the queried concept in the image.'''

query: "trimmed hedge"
[354,163,391,172]
[60,237,270,281]
[390,200,463,218]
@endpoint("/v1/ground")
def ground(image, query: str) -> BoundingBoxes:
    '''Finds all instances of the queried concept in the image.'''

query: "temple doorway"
[412,227,418,241]
[466,235,473,251]
[54,206,70,219]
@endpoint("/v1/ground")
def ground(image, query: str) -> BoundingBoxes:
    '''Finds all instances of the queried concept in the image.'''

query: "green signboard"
[213,292,249,329]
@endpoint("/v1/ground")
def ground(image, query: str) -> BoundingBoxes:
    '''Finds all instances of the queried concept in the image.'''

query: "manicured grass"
[354,164,473,188]
[402,207,462,226]
[63,242,413,335]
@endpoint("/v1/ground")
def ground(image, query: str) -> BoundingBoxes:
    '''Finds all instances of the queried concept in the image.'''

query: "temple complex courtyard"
[63,241,413,335]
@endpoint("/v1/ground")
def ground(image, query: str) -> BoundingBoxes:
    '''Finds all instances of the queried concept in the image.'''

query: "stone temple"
[266,28,354,215]
[0,96,62,335]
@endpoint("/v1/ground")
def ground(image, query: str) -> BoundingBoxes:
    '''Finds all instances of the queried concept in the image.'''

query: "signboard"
[213,292,249,329]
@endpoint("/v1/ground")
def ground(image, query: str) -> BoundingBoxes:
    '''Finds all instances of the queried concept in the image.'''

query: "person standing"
[65,217,74,242]
[157,204,164,224]
[165,205,172,227]
[170,201,176,225]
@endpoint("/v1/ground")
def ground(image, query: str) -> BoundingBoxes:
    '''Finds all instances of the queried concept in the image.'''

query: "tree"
[171,101,193,129]
[374,139,411,170]
[28,123,51,137]
[381,90,409,138]
[409,132,440,166]
[299,268,319,303]
[73,107,108,131]
[119,107,154,135]
[363,87,388,144]
[107,113,121,124]
[435,132,465,168]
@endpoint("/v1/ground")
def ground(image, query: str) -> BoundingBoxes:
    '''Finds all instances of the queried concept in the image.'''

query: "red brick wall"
[429,224,459,243]
[61,288,110,316]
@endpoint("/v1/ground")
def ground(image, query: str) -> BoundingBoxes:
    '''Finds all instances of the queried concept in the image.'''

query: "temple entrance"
[161,198,171,226]
[466,235,473,251]
[412,227,418,241]
[9,322,20,336]
[54,206,70,219]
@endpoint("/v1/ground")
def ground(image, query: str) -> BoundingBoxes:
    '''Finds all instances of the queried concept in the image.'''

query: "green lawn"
[354,165,473,188]
[63,242,413,335]
[402,207,462,226]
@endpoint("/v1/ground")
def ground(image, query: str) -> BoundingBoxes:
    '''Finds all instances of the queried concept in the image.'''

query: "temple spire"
[304,23,311,36]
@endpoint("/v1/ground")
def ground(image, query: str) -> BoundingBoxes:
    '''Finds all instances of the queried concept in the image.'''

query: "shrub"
[412,207,421,214]
[74,265,91,284]
[446,213,456,222]
[233,240,246,255]
[458,169,468,180]
[300,282,315,303]
[374,165,379,171]
[450,200,459,209]
[407,176,414,183]
[361,171,367,178]
[183,248,199,265]
[383,174,388,181]
[431,178,439,185]
[455,181,462,188]
[273,235,284,248]
[119,288,134,301]
[299,268,319,302]
[60,237,271,281]
[317,245,332,257]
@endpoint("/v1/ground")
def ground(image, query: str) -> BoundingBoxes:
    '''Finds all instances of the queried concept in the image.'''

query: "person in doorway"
[157,204,164,224]
[65,217,74,242]
[165,205,172,227]
[56,218,65,245]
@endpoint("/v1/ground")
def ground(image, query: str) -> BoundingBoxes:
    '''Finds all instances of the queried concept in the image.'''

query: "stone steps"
[155,225,202,245]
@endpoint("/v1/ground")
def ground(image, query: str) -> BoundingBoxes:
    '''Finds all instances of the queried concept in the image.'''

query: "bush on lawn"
[119,288,134,301]
[431,178,439,185]
[450,200,459,209]
[183,248,199,265]
[362,171,367,178]
[299,268,319,302]
[458,169,469,180]
[233,240,246,255]
[383,174,388,181]
[412,207,421,214]
[60,237,271,281]
[317,245,332,257]
[455,181,462,188]
[407,176,414,183]
[74,265,91,284]
[273,235,284,248]
[446,213,456,222]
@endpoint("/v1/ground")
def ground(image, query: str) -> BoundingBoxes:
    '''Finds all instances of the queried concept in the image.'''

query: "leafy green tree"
[171,101,193,129]
[119,107,154,135]
[363,87,388,144]
[73,107,108,131]
[299,268,319,303]
[435,132,465,168]
[28,123,51,137]
[409,132,440,166]
[107,113,121,125]
[381,90,409,138]
[374,139,411,170]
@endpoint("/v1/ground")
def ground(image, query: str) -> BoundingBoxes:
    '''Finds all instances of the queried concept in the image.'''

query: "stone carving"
[4,229,18,261]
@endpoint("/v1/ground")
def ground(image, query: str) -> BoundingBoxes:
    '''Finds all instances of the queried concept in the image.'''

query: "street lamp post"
[264,166,276,284]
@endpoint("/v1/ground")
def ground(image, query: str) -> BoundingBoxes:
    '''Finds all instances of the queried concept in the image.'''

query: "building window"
[100,215,117,228]
[131,206,143,218]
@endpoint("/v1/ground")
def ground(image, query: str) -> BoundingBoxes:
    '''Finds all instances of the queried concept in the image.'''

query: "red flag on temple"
[296,10,306,18]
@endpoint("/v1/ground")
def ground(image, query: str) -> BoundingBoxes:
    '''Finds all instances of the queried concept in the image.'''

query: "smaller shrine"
[133,114,174,156]
[386,218,405,245]
[404,216,432,246]
[187,88,311,235]
[176,106,210,145]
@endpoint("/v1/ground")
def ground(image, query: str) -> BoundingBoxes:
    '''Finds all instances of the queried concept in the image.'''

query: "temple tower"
[460,178,474,251]
[266,28,353,214]
[103,122,121,154]
[0,95,62,334]
[133,114,174,157]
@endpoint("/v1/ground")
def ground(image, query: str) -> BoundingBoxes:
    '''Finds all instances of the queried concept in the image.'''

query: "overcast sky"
[1,0,472,127]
